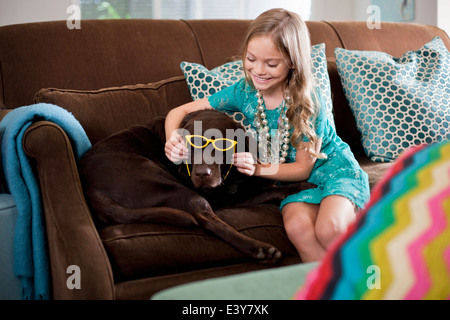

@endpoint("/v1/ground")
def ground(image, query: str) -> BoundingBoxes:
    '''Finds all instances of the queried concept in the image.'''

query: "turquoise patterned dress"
[208,78,370,209]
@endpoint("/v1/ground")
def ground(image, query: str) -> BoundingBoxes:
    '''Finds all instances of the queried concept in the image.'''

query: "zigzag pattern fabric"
[295,140,450,300]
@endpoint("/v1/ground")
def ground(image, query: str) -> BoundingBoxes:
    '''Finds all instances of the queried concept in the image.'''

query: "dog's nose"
[196,167,212,178]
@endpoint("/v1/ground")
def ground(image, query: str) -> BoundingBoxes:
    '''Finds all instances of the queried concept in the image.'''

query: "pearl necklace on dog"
[254,90,291,164]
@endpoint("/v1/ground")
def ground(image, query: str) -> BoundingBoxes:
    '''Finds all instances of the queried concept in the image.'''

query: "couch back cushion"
[0,19,253,110]
[34,76,192,144]
[0,20,204,109]
[327,21,450,57]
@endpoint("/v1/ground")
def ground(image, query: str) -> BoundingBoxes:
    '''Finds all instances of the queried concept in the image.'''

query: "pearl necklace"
[254,90,291,164]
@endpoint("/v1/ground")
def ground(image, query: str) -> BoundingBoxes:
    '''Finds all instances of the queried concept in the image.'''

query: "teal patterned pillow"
[335,37,450,162]
[310,43,334,128]
[181,43,335,130]
[180,60,250,129]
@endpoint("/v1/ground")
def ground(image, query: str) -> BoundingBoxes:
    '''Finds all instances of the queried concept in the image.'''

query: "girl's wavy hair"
[242,8,326,159]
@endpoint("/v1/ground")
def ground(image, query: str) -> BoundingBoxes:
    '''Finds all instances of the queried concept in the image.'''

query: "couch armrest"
[23,121,114,299]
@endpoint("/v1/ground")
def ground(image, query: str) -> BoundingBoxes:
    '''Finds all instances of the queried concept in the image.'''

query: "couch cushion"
[327,21,450,57]
[335,37,450,162]
[99,204,299,283]
[0,20,204,109]
[357,156,393,190]
[34,76,192,144]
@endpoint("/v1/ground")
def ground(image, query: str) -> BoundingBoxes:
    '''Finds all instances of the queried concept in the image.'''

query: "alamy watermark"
[367,5,382,30]
[67,5,81,30]
[366,265,381,290]
[66,265,81,290]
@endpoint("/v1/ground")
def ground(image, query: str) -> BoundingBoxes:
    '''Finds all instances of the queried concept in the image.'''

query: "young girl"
[165,8,370,262]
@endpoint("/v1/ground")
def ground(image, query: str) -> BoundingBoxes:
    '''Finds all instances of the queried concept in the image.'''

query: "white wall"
[0,0,73,27]
[437,0,450,36]
[311,0,355,21]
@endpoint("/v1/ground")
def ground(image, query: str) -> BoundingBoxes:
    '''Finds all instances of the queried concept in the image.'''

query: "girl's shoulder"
[208,78,255,111]
[217,77,254,96]
[235,77,254,92]
[227,78,256,101]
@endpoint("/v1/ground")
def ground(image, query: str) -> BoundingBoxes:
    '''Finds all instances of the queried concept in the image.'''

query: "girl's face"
[244,35,291,97]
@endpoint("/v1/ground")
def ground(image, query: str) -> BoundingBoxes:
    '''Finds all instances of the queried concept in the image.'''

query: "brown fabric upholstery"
[1,19,448,299]
[101,205,298,283]
[183,19,252,68]
[327,21,450,56]
[0,20,203,109]
[22,121,115,299]
[34,76,191,144]
[114,256,302,300]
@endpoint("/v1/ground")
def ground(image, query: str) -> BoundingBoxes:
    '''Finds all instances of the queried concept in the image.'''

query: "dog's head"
[179,110,254,189]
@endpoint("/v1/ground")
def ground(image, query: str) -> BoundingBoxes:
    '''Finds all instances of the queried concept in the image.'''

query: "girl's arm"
[233,139,322,182]
[164,98,212,162]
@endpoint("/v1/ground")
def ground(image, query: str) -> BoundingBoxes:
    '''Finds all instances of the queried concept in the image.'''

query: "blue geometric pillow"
[181,43,335,130]
[335,37,450,162]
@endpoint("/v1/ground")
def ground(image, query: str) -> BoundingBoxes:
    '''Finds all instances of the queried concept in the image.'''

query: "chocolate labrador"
[79,110,315,263]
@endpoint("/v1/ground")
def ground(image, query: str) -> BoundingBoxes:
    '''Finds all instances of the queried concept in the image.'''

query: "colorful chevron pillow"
[295,140,450,300]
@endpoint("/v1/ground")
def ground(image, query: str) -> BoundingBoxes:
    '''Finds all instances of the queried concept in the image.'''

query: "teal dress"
[208,78,370,209]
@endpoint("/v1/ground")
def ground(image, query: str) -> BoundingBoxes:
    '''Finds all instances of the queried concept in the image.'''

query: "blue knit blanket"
[0,103,91,299]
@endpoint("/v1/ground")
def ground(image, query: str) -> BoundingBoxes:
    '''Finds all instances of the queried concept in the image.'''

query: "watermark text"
[67,5,81,30]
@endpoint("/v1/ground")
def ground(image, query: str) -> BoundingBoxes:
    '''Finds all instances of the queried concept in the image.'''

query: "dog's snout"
[196,167,212,177]
[191,164,222,189]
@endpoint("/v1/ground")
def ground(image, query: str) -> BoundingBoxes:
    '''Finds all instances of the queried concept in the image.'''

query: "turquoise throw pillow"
[335,37,450,162]
[181,60,244,100]
[181,43,335,130]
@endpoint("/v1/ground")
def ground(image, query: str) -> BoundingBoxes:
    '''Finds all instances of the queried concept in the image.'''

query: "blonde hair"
[242,8,325,159]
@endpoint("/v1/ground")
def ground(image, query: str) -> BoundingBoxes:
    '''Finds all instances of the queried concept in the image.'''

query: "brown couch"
[0,19,448,300]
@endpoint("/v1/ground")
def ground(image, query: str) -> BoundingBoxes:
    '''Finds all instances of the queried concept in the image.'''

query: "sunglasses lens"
[212,139,236,151]
[187,135,208,148]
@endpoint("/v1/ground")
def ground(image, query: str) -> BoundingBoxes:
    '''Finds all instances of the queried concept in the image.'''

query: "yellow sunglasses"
[184,135,237,179]
[185,135,237,151]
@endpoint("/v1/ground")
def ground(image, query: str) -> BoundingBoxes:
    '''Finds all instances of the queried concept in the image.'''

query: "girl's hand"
[165,132,188,163]
[232,152,256,176]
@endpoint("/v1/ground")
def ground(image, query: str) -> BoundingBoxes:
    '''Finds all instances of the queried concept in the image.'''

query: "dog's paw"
[254,246,282,264]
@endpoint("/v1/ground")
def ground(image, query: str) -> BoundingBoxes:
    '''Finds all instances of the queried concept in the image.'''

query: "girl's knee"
[315,196,356,248]
[281,203,317,244]
[315,218,348,249]
[283,212,311,240]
